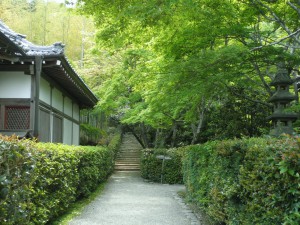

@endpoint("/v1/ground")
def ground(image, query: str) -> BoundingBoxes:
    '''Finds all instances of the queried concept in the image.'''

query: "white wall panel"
[52,88,63,111]
[63,119,72,145]
[0,72,31,98]
[73,123,80,145]
[64,97,73,117]
[73,103,80,121]
[39,78,51,104]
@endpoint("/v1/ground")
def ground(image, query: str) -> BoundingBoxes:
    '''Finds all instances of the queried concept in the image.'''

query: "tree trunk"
[154,128,160,148]
[171,121,177,148]
[290,33,300,103]
[140,123,149,148]
[191,107,205,144]
[191,97,208,145]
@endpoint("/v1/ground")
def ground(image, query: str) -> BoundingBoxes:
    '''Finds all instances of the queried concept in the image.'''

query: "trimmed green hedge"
[140,148,184,184]
[183,137,300,225]
[0,136,36,225]
[0,133,121,225]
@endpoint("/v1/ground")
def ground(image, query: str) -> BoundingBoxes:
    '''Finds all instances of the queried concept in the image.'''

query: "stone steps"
[117,155,140,158]
[116,159,140,163]
[114,133,142,172]
[114,165,140,171]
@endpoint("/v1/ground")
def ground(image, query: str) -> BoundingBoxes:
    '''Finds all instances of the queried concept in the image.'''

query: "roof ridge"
[0,19,65,56]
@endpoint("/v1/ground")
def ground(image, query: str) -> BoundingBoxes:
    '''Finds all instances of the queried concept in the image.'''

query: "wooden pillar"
[33,56,43,137]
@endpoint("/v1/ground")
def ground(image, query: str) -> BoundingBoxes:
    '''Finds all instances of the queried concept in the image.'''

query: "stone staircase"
[115,133,143,171]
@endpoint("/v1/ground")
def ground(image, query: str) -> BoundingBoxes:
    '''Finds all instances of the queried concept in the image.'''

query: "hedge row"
[0,133,121,225]
[140,148,184,184]
[183,137,300,225]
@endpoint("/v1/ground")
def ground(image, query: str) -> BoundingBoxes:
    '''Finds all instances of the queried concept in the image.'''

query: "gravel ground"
[69,171,203,225]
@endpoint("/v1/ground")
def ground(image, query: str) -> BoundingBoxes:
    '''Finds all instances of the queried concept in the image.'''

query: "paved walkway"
[69,171,201,225]
[69,134,202,225]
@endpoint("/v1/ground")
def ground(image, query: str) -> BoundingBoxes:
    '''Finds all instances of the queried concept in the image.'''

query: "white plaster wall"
[39,78,51,104]
[64,97,73,117]
[52,88,63,111]
[73,103,80,121]
[63,119,73,145]
[73,123,80,145]
[0,71,31,98]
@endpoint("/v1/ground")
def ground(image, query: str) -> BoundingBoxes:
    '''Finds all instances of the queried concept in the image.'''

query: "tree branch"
[287,1,300,17]
[226,85,273,108]
[251,0,300,45]
[251,28,300,51]
[251,61,273,96]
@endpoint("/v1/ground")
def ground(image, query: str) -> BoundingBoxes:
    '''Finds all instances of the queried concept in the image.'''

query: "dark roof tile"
[0,20,97,108]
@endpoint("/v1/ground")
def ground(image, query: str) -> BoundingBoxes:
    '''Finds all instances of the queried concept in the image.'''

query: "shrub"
[30,143,80,224]
[182,137,300,225]
[140,148,184,184]
[80,123,102,145]
[0,132,122,225]
[239,137,300,225]
[182,142,217,212]
[0,135,36,225]
[75,145,114,198]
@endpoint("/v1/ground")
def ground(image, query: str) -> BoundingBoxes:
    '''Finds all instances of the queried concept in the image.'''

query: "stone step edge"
[116,156,141,158]
[115,164,140,167]
[115,169,140,171]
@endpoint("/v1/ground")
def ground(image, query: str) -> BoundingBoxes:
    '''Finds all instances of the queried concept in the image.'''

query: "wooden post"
[33,56,43,137]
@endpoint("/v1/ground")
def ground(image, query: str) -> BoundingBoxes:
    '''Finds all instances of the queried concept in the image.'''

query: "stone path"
[69,134,202,225]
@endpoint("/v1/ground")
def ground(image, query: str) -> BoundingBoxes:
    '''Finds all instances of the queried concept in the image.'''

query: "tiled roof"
[0,20,64,56]
[0,20,98,108]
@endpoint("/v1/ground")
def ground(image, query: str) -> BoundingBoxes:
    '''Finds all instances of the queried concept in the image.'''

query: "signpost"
[156,155,172,184]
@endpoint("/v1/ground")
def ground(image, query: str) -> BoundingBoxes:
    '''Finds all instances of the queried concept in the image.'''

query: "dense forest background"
[2,0,300,147]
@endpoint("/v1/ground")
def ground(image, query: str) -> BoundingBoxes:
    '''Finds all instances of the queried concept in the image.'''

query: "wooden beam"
[33,56,43,138]
[0,64,30,71]
[0,53,19,62]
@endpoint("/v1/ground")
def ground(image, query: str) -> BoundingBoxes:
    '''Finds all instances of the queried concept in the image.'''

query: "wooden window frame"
[4,105,30,130]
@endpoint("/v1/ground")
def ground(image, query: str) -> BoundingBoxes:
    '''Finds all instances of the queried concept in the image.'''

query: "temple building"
[0,20,97,145]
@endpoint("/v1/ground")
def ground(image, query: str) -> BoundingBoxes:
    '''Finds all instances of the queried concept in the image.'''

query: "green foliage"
[0,132,122,224]
[239,137,300,225]
[80,124,102,137]
[107,130,122,153]
[182,142,218,208]
[80,123,102,145]
[30,142,80,223]
[0,135,36,225]
[76,146,107,198]
[1,0,95,63]
[140,148,184,184]
[48,182,106,225]
[202,86,271,141]
[78,0,300,146]
[182,137,300,224]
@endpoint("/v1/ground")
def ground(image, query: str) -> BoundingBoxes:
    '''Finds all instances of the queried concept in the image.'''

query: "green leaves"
[0,136,36,225]
[140,148,184,184]
[183,136,300,224]
[2,0,95,62]
[78,0,300,145]
[0,132,122,224]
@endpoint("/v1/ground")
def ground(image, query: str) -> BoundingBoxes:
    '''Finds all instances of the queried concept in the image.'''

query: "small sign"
[156,155,172,160]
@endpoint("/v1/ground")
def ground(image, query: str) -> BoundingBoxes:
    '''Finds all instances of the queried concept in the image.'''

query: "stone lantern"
[268,65,298,136]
